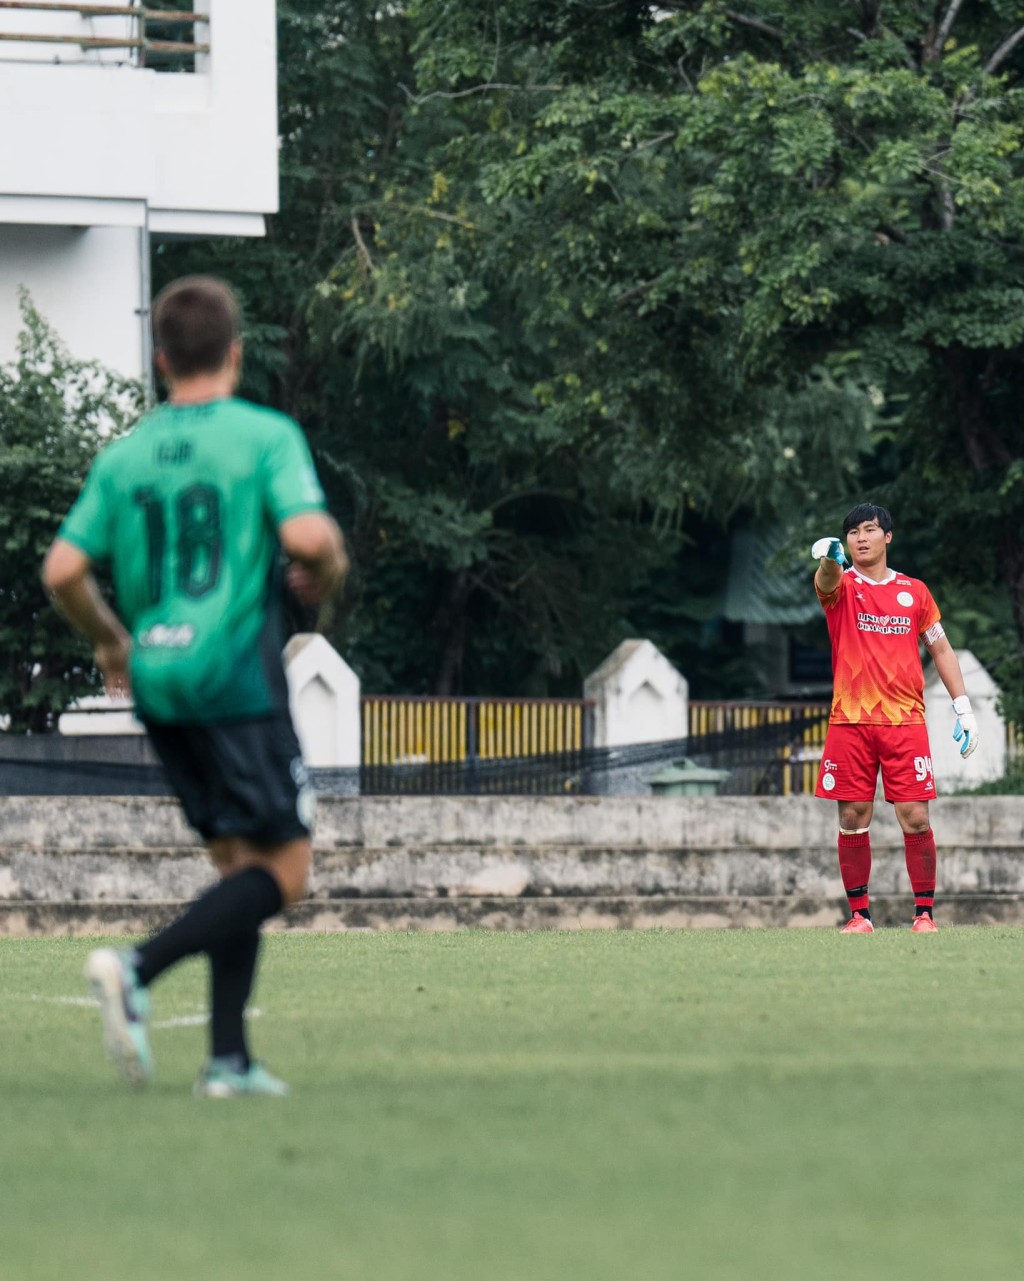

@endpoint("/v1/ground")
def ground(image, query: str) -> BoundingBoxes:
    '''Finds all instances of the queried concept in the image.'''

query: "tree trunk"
[434,569,471,696]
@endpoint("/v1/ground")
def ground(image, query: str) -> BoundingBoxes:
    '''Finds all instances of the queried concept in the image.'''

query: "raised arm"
[811,536,846,595]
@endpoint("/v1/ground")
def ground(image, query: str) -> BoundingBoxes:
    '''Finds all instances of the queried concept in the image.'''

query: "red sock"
[904,828,937,918]
[838,831,872,915]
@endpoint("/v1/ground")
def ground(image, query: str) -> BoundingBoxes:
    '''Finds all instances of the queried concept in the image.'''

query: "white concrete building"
[0,1,278,381]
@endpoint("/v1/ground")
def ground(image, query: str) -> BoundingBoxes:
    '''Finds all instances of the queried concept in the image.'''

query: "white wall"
[0,224,144,375]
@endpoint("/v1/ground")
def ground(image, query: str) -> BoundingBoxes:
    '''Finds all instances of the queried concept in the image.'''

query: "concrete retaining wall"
[2,795,1023,934]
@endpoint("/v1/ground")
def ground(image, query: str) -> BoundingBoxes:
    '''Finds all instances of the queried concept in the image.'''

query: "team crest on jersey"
[896,591,914,607]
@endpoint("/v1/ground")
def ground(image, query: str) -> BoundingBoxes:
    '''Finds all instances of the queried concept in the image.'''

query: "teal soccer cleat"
[83,948,153,1087]
[194,1059,290,1099]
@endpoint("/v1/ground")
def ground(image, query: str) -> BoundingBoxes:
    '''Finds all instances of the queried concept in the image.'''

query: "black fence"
[0,708,829,798]
[359,706,828,796]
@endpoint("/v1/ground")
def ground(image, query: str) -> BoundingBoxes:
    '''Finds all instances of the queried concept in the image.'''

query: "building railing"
[0,2,208,68]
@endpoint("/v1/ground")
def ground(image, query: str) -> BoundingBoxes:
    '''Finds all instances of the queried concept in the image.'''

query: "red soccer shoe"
[911,915,938,933]
[841,913,874,934]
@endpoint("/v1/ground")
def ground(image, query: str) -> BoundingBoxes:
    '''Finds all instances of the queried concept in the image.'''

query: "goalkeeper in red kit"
[811,504,978,934]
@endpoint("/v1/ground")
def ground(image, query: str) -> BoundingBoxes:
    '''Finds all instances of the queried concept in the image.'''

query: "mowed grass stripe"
[0,928,1021,1281]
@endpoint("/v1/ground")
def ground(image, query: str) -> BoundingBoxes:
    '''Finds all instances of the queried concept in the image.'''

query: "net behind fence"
[0,707,830,797]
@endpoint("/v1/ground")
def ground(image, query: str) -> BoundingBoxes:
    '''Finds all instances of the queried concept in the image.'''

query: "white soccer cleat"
[194,1059,290,1098]
[83,948,153,1087]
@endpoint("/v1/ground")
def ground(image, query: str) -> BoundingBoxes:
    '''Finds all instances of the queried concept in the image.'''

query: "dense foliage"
[0,298,140,731]
[152,0,1024,710]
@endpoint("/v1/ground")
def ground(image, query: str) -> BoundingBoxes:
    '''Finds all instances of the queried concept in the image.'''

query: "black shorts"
[144,714,315,845]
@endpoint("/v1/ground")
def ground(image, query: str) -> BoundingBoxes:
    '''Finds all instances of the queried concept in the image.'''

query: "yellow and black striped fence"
[361,695,593,767]
[360,695,594,795]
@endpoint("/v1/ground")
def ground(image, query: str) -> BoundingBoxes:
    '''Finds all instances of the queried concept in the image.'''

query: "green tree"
[157,0,1024,706]
[402,0,1024,705]
[157,0,688,696]
[0,297,141,732]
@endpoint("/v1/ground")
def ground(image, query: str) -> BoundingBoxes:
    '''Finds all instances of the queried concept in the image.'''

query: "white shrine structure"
[0,1,278,380]
[584,639,689,747]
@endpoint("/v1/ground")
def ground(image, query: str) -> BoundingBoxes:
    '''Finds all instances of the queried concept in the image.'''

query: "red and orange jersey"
[816,568,940,726]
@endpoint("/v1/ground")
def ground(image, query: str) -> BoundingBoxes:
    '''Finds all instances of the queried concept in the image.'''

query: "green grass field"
[1,927,1022,1281]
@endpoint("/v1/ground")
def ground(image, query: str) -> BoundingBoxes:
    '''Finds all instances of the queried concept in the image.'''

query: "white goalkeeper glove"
[952,695,978,759]
[811,536,847,567]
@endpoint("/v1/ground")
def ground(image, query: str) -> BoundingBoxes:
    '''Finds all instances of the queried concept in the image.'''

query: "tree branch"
[399,82,561,105]
[351,216,376,276]
[722,9,813,59]
[723,9,785,43]
[633,130,678,153]
[393,203,476,230]
[927,0,966,62]
[985,25,1024,75]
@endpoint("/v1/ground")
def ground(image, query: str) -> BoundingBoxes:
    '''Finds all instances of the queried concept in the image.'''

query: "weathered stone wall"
[2,794,1022,934]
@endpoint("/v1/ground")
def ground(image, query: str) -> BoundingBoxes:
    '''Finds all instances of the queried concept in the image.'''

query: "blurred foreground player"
[43,276,348,1095]
[811,504,976,934]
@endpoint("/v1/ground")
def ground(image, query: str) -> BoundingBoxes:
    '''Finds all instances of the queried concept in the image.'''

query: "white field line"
[17,994,262,1029]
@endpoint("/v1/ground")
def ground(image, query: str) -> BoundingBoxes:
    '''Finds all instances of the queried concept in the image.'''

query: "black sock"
[210,929,261,1067]
[850,906,871,921]
[135,866,283,987]
[914,906,933,919]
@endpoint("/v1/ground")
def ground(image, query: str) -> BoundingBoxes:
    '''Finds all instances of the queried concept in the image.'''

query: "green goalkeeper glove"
[811,537,847,567]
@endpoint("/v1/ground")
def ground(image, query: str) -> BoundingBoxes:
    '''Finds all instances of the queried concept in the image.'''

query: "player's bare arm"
[922,631,965,701]
[280,511,349,605]
[42,539,132,697]
[923,627,978,758]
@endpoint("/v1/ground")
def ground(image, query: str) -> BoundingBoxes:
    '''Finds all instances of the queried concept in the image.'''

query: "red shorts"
[815,722,936,802]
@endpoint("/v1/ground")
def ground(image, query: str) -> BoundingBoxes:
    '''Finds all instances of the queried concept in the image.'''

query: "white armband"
[922,621,945,646]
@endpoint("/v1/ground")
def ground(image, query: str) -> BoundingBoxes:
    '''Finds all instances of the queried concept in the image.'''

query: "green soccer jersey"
[59,397,327,724]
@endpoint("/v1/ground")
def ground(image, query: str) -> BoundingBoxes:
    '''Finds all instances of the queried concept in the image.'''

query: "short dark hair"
[152,275,240,378]
[843,503,892,535]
